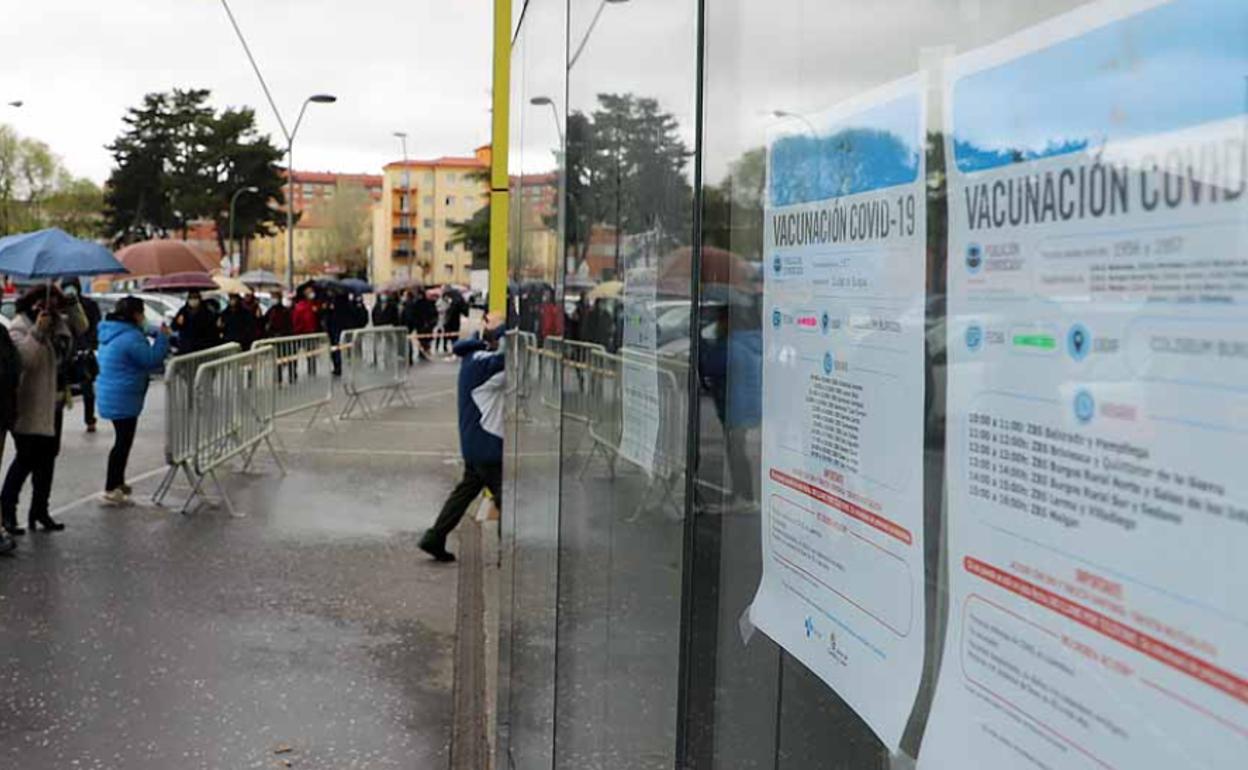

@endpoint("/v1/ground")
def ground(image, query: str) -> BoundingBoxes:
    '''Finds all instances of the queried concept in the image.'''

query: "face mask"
[188,299,201,309]
[64,286,78,297]
[305,292,315,301]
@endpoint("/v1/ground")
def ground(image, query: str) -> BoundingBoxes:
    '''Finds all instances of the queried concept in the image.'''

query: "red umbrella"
[117,239,218,277]
[656,246,761,298]
[141,271,218,292]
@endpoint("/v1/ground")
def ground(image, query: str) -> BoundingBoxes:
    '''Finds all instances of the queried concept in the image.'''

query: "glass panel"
[553,0,698,767]
[498,5,564,769]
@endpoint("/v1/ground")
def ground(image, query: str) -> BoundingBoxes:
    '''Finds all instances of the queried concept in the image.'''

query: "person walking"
[172,290,220,353]
[419,315,506,562]
[400,289,419,364]
[1,285,88,535]
[0,325,20,554]
[443,288,468,356]
[96,297,170,504]
[63,278,101,433]
[434,293,450,353]
[413,290,439,361]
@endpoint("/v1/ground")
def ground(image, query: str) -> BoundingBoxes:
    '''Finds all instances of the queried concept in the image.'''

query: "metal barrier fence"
[340,326,413,418]
[576,347,690,518]
[253,332,334,428]
[153,343,241,506]
[185,346,285,515]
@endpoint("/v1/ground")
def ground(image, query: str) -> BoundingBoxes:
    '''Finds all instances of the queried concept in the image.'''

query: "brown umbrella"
[141,271,218,292]
[656,245,761,299]
[116,239,218,277]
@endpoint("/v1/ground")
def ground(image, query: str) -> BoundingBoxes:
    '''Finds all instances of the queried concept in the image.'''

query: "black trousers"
[81,377,96,425]
[425,462,502,549]
[106,417,139,492]
[1,407,64,527]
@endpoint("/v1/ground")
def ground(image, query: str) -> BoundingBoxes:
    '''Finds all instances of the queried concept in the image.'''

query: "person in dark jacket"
[326,292,357,376]
[0,327,19,554]
[219,293,259,350]
[96,297,170,504]
[399,290,419,364]
[350,294,369,329]
[419,315,506,562]
[412,290,439,360]
[172,290,221,353]
[371,293,400,327]
[62,278,101,433]
[443,289,468,351]
[264,290,293,338]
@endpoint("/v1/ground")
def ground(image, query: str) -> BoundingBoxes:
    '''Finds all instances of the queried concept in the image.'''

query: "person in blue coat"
[419,314,506,562]
[96,297,170,504]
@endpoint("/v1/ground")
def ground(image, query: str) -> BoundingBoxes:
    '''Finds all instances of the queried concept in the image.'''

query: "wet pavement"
[0,360,466,770]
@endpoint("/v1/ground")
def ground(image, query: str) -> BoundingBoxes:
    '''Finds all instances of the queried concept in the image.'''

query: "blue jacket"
[454,335,506,466]
[96,320,170,420]
[699,328,762,429]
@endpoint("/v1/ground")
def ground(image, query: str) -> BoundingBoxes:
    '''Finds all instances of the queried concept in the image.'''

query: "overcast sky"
[0,0,494,184]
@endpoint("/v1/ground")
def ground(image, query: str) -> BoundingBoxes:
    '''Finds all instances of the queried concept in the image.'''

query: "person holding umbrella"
[96,297,171,504]
[0,285,87,534]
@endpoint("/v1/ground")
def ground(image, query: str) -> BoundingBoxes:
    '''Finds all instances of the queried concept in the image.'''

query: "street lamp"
[771,109,819,137]
[569,0,631,69]
[5,101,21,108]
[283,94,336,289]
[229,185,261,275]
[530,97,564,145]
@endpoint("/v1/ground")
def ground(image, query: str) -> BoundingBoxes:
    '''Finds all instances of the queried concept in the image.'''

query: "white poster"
[922,1,1248,768]
[619,266,659,473]
[751,75,928,750]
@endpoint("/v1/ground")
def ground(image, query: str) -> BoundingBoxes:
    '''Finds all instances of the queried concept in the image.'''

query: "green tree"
[702,146,765,259]
[449,168,491,271]
[104,89,287,256]
[306,181,372,275]
[0,124,101,237]
[562,93,693,276]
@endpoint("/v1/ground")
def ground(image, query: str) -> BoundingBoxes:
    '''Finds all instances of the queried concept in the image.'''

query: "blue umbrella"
[0,228,127,279]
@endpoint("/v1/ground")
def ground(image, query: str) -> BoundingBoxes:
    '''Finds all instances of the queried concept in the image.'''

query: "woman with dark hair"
[1,285,87,535]
[96,297,170,504]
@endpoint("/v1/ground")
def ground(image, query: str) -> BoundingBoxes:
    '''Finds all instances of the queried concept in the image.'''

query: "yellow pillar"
[489,0,511,317]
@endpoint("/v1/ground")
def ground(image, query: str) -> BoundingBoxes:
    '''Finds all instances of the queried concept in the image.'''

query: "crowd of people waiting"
[0,279,472,555]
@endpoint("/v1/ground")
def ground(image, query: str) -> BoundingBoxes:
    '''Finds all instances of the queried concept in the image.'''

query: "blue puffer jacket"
[96,320,170,420]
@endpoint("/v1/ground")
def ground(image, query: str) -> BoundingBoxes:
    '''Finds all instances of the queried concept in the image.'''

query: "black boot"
[0,530,14,554]
[2,507,25,537]
[28,512,64,532]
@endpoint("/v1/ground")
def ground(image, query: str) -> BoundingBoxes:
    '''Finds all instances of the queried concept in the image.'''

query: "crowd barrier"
[253,332,334,428]
[184,346,286,515]
[153,343,241,506]
[340,326,413,419]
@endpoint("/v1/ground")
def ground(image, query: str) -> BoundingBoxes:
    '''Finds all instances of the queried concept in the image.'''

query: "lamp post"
[568,0,631,69]
[5,101,21,108]
[393,131,415,279]
[228,185,260,276]
[284,94,337,290]
[531,97,567,279]
[771,109,818,137]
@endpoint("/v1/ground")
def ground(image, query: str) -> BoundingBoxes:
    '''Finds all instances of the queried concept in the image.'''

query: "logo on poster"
[821,311,831,334]
[965,243,983,274]
[1067,323,1090,361]
[965,323,983,352]
[773,255,783,275]
[823,351,835,375]
[772,308,783,328]
[1074,389,1095,424]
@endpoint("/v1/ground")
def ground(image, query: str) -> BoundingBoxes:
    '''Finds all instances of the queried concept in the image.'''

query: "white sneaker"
[101,488,130,505]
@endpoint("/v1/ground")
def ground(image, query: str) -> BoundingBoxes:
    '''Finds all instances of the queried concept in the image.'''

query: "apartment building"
[375,144,491,286]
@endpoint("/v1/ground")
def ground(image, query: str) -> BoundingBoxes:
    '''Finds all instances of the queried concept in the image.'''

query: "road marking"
[49,465,169,517]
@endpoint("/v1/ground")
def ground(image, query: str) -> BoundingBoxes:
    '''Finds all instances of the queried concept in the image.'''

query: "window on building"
[400,171,411,188]
[422,241,432,252]
[445,195,456,206]
[444,264,454,278]
[444,241,454,252]
[423,218,433,228]
[423,195,434,206]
